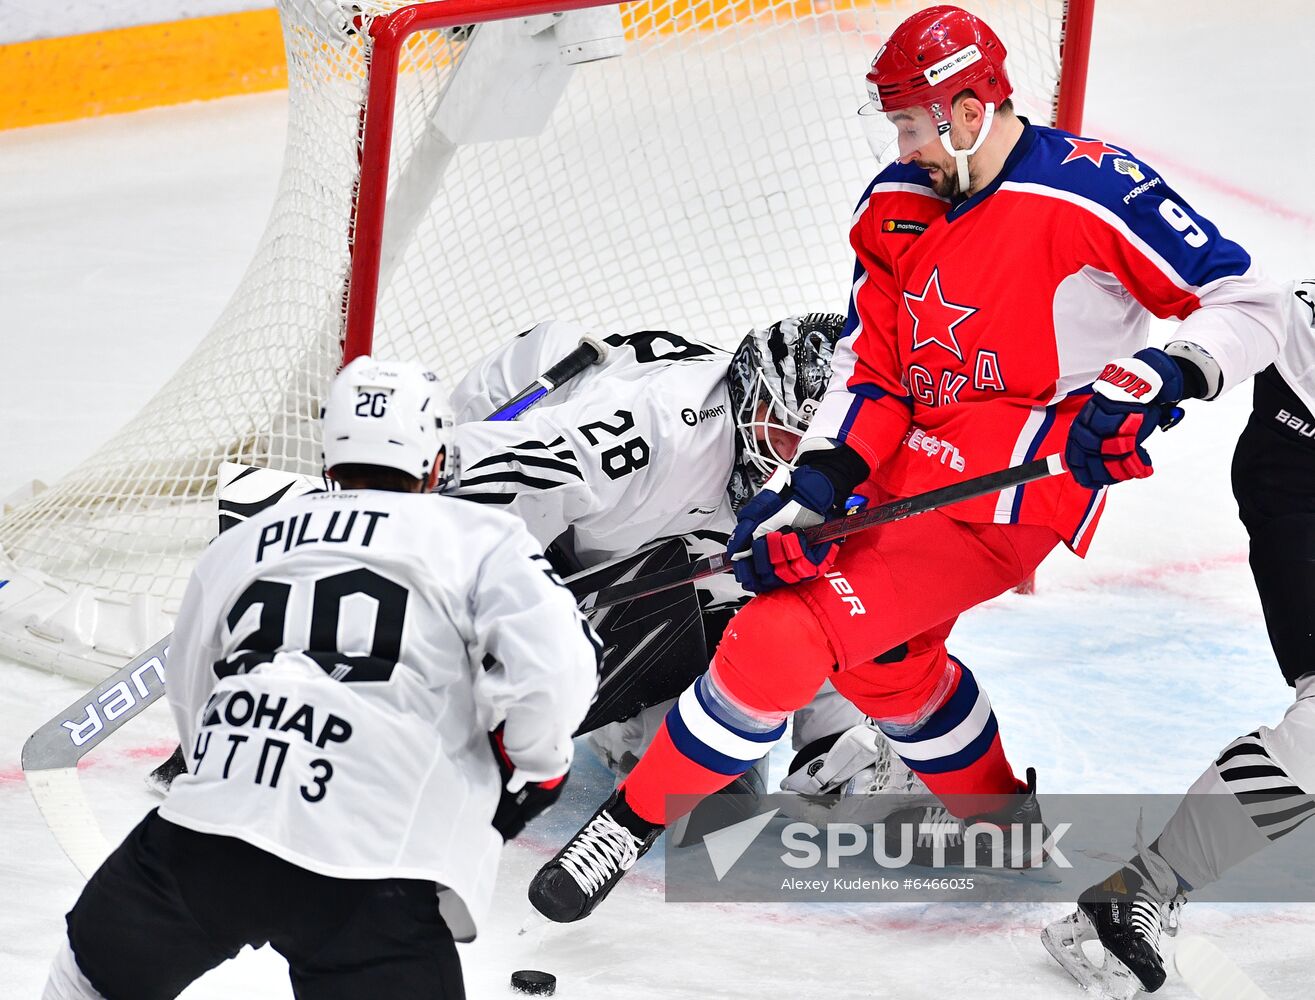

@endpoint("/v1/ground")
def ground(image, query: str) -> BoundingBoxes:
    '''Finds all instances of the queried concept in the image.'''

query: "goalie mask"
[726,313,844,511]
[322,356,458,490]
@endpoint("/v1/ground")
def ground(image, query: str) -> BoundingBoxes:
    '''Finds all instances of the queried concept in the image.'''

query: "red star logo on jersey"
[903,267,976,362]
[1061,137,1124,168]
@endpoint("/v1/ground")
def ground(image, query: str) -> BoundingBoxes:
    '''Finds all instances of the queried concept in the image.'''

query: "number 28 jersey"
[449,319,739,565]
[158,490,600,940]
[805,123,1287,555]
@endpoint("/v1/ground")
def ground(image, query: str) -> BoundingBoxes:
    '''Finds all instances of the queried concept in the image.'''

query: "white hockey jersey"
[449,320,869,765]
[1278,279,1315,414]
[450,319,739,564]
[158,489,599,940]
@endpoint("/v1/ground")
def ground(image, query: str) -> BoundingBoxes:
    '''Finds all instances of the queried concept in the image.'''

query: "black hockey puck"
[510,969,556,995]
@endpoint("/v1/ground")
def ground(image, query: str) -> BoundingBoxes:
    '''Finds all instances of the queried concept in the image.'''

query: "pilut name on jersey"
[158,489,600,939]
[812,123,1282,556]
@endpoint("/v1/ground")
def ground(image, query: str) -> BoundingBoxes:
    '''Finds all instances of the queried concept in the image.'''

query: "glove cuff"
[1163,340,1222,400]
[796,442,870,500]
[1095,349,1185,407]
[1131,347,1186,403]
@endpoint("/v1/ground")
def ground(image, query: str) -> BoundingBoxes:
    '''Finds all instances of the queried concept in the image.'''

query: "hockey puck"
[510,969,556,995]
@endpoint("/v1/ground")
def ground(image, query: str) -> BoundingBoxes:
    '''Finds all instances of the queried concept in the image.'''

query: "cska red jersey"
[805,123,1284,556]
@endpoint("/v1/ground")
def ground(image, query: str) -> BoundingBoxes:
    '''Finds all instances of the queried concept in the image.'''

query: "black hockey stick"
[489,336,608,420]
[22,336,611,877]
[588,453,1069,609]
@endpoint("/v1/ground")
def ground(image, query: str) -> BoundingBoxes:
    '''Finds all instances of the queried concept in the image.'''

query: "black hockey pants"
[64,809,466,1000]
[1232,364,1315,687]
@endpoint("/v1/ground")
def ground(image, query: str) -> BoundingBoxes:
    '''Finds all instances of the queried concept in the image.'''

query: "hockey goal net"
[0,0,1093,678]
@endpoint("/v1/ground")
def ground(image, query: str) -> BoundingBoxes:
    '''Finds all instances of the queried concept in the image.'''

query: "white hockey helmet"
[321,356,456,488]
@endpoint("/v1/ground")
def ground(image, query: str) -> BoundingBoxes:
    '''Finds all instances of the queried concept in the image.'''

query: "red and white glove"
[1065,349,1187,489]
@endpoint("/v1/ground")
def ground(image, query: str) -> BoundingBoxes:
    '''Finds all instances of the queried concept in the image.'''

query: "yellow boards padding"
[0,10,287,130]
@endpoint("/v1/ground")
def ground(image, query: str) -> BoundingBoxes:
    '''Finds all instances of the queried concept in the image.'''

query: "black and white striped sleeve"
[457,435,584,504]
[449,423,594,547]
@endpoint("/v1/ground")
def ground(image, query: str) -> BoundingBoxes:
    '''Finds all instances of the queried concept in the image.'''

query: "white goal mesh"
[0,0,1091,677]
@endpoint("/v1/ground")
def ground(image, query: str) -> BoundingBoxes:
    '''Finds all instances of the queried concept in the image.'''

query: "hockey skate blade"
[517,905,556,939]
[1174,936,1271,1000]
[1040,910,1140,1000]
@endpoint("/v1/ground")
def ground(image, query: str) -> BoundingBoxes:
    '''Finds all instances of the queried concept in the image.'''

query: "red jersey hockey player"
[528,4,1287,923]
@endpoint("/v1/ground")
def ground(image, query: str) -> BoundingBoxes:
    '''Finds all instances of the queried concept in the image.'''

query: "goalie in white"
[45,359,600,1000]
[447,316,927,830]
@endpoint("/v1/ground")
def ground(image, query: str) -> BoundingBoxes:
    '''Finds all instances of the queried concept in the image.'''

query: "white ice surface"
[3,1,1315,997]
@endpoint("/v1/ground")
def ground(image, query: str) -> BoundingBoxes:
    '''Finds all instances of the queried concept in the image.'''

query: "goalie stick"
[492,335,607,419]
[589,453,1068,609]
[22,337,608,878]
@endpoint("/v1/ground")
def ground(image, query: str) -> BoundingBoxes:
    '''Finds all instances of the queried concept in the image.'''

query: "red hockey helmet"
[860,5,1012,165]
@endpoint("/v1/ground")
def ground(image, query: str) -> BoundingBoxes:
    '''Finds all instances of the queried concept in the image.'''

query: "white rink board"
[1,2,272,45]
[3,1,1315,997]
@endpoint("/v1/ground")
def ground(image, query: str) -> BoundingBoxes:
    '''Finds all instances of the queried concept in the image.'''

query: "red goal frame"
[340,0,1096,364]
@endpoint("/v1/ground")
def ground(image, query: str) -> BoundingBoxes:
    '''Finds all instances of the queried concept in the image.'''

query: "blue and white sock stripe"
[877,663,999,775]
[665,674,787,777]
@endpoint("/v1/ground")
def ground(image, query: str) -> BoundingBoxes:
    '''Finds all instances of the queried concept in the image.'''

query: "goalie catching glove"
[727,442,869,592]
[489,725,568,841]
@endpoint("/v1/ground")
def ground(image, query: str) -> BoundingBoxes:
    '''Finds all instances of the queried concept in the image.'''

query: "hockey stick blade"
[1174,936,1272,1000]
[590,454,1066,609]
[21,635,169,877]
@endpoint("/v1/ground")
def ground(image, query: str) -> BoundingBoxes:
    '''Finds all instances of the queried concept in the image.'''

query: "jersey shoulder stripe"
[453,432,585,504]
[466,448,581,478]
[1008,125,1252,289]
[460,469,582,492]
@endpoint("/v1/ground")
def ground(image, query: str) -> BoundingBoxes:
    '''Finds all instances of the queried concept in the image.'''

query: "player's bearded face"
[882,104,975,198]
[904,120,975,198]
[918,138,967,198]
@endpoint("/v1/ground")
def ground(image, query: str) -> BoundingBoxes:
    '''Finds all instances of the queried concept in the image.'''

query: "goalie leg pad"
[789,679,867,751]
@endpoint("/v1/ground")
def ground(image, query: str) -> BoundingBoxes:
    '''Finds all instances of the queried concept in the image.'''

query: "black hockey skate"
[1042,858,1185,999]
[528,788,663,923]
[881,767,1048,869]
[145,745,187,797]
